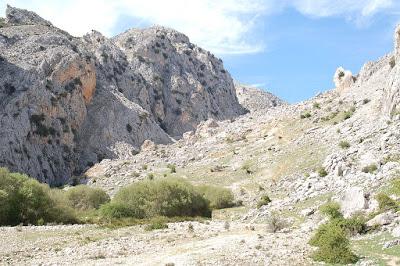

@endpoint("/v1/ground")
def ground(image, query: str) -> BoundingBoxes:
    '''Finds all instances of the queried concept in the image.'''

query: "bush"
[107,178,211,219]
[313,103,321,109]
[266,213,286,233]
[317,167,328,177]
[144,216,168,231]
[300,112,312,119]
[342,110,353,120]
[257,195,272,208]
[99,202,137,219]
[363,98,370,104]
[362,164,377,173]
[339,140,350,149]
[65,185,110,210]
[319,202,342,220]
[310,222,358,264]
[196,185,235,209]
[390,178,400,196]
[339,214,367,236]
[167,164,176,173]
[376,193,399,212]
[0,168,77,225]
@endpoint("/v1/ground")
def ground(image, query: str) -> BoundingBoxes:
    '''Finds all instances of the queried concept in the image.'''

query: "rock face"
[0,6,246,184]
[113,27,247,137]
[235,83,285,112]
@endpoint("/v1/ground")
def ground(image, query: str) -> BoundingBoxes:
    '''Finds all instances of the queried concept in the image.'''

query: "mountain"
[235,83,286,112]
[0,5,250,185]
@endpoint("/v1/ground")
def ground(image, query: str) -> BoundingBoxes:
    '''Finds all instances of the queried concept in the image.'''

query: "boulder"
[333,67,354,93]
[340,187,368,218]
[366,212,396,227]
[392,225,400,237]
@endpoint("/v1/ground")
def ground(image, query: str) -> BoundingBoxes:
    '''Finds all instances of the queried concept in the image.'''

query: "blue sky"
[1,0,399,102]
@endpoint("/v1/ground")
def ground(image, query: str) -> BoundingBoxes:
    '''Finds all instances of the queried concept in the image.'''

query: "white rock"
[366,212,396,227]
[392,225,400,237]
[340,186,368,218]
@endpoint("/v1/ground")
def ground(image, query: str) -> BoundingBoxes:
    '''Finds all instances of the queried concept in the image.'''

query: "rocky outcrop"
[0,6,246,184]
[333,67,354,93]
[5,5,52,27]
[113,26,247,137]
[235,83,285,112]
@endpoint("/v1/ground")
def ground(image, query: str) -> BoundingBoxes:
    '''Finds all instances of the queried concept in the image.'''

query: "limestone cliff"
[0,6,247,184]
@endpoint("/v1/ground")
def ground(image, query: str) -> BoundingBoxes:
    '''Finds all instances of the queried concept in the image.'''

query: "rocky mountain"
[235,83,286,112]
[0,6,248,185]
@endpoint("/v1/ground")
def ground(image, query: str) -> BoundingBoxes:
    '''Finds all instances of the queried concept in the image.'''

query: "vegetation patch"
[309,202,363,264]
[0,168,77,225]
[101,178,211,219]
[362,164,378,174]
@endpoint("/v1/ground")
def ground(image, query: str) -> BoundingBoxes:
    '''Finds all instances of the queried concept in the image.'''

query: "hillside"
[0,5,400,266]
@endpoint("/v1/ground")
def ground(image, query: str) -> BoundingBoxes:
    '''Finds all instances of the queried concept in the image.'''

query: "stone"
[366,212,396,227]
[333,67,354,93]
[340,187,368,218]
[392,225,400,237]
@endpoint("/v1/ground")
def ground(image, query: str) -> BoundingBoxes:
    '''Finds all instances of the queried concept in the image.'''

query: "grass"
[352,232,400,265]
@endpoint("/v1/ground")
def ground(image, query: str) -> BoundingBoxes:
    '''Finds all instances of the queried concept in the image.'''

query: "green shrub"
[266,213,286,233]
[300,112,312,119]
[144,216,169,231]
[313,103,321,109]
[339,214,367,236]
[0,18,4,28]
[241,162,253,174]
[107,178,211,219]
[99,202,136,219]
[390,56,396,68]
[309,222,358,264]
[167,164,176,173]
[361,164,377,173]
[342,110,353,120]
[65,185,109,210]
[0,168,77,225]
[257,195,272,208]
[319,202,342,220]
[390,178,400,196]
[363,98,370,104]
[376,193,399,212]
[339,140,350,149]
[147,173,154,180]
[317,167,328,177]
[196,185,235,209]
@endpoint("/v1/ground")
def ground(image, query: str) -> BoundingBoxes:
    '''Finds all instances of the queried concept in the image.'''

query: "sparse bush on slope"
[309,201,362,264]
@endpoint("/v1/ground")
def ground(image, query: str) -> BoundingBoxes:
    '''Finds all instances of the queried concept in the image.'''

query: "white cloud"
[288,0,395,19]
[0,0,266,55]
[0,0,398,55]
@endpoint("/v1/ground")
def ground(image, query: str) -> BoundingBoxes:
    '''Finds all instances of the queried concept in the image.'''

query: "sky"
[1,0,399,103]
